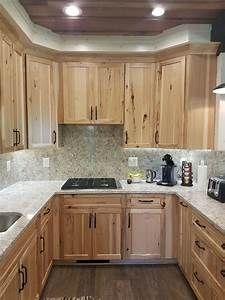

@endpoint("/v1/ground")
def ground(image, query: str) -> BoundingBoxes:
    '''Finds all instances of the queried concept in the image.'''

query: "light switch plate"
[128,157,138,167]
[42,157,50,168]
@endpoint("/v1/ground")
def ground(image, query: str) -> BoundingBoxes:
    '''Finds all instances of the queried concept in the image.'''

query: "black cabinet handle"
[18,268,25,292]
[155,130,159,145]
[221,243,225,250]
[220,270,225,277]
[13,129,17,146]
[17,130,21,145]
[195,240,205,251]
[22,265,27,286]
[95,106,98,120]
[195,220,206,229]
[125,131,128,144]
[52,130,57,145]
[128,213,131,228]
[89,213,92,228]
[161,202,166,209]
[180,202,188,208]
[40,236,45,253]
[138,200,154,203]
[90,106,93,120]
[194,272,204,284]
[43,208,51,215]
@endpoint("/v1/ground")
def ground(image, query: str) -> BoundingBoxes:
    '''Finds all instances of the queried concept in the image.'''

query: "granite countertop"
[1,180,225,261]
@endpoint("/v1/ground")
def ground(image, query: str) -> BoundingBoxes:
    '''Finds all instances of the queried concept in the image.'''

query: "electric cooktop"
[61,178,119,190]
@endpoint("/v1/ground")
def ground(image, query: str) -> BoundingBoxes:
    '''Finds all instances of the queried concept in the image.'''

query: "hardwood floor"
[41,265,196,300]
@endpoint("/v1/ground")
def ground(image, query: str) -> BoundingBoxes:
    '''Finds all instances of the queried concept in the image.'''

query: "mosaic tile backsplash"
[0,125,225,190]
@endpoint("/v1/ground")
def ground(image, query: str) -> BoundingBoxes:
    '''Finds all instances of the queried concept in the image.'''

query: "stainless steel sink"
[0,212,22,232]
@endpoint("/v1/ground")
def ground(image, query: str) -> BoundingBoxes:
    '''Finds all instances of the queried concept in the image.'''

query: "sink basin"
[0,212,22,232]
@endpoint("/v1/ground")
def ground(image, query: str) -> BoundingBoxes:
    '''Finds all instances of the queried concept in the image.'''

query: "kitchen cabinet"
[61,195,122,260]
[62,62,124,124]
[124,63,156,147]
[177,200,192,280]
[126,196,165,259]
[155,56,185,148]
[38,207,53,291]
[92,207,121,260]
[0,265,21,300]
[0,35,26,153]
[26,55,58,148]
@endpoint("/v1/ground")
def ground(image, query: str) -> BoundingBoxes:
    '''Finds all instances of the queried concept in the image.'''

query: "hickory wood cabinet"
[26,55,58,148]
[0,34,26,153]
[62,62,124,124]
[61,195,122,260]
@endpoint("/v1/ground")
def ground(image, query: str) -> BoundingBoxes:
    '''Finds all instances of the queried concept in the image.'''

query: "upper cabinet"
[0,35,26,153]
[155,57,185,149]
[26,56,58,148]
[124,63,156,147]
[61,62,124,124]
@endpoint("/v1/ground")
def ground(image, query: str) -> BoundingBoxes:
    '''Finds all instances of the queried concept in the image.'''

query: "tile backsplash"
[0,125,225,190]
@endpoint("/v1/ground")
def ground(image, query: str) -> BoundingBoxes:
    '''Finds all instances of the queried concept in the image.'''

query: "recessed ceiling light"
[152,6,165,17]
[64,5,82,17]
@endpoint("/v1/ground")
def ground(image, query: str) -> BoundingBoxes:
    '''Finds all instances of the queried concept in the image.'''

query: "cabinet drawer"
[192,228,225,291]
[192,213,225,257]
[63,196,121,208]
[191,258,224,300]
[128,196,165,208]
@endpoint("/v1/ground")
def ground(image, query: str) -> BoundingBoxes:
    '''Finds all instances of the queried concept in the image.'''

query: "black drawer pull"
[221,270,225,277]
[18,268,25,292]
[94,213,96,228]
[195,220,206,229]
[180,202,188,208]
[89,213,92,228]
[221,243,225,250]
[195,240,205,251]
[194,272,204,284]
[128,213,131,228]
[138,200,154,203]
[40,236,45,253]
[161,202,166,209]
[43,208,50,215]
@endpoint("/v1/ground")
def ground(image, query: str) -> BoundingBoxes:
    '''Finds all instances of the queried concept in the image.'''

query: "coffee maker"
[157,154,177,186]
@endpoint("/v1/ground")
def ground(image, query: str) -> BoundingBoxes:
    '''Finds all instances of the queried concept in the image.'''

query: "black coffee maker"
[157,154,177,186]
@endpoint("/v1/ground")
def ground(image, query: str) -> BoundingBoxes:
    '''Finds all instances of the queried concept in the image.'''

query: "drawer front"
[191,258,223,300]
[192,228,225,291]
[128,196,165,209]
[192,213,225,257]
[63,196,121,208]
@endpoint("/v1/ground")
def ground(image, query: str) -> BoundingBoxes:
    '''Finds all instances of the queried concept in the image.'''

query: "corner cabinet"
[61,62,124,124]
[26,55,58,148]
[155,57,185,148]
[124,63,156,147]
[0,35,26,153]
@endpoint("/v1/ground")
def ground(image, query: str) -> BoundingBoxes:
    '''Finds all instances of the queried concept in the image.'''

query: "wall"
[1,125,225,190]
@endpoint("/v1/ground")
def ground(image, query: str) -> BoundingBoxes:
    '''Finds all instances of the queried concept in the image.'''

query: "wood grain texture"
[124,63,156,147]
[41,265,196,300]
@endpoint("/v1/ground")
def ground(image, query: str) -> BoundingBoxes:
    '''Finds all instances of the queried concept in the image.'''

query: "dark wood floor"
[41,265,196,300]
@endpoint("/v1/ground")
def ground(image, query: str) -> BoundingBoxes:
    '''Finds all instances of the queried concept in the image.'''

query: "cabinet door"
[177,201,191,280]
[26,56,57,147]
[126,208,165,259]
[20,233,38,300]
[124,63,156,147]
[61,207,92,260]
[92,208,121,260]
[62,62,96,124]
[39,216,53,291]
[0,36,14,153]
[0,264,20,300]
[95,63,124,124]
[155,57,185,148]
[13,48,26,151]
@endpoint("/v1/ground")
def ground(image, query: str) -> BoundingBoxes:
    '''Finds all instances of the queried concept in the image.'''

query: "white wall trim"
[0,0,211,52]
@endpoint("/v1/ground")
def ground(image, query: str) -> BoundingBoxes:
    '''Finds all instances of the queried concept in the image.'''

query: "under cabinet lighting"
[213,83,225,95]
[63,5,82,17]
[152,7,165,17]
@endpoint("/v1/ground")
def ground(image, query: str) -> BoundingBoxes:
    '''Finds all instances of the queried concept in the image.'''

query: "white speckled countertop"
[0,180,225,261]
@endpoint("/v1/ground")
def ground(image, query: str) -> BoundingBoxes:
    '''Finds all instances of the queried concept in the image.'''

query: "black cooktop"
[61,178,118,190]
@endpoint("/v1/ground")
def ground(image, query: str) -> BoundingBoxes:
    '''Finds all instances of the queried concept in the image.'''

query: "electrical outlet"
[128,157,138,167]
[6,161,11,172]
[42,157,50,168]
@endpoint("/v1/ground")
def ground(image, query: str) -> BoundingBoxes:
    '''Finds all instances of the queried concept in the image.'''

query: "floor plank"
[41,265,196,300]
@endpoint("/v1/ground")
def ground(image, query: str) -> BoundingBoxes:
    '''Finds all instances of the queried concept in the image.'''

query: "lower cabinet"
[38,212,53,290]
[177,200,192,280]
[0,264,21,300]
[61,196,122,260]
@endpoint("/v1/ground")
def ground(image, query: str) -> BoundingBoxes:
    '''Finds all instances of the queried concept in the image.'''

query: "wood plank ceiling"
[19,0,225,35]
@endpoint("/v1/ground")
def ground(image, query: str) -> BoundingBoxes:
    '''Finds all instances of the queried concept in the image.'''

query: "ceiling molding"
[0,0,212,53]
